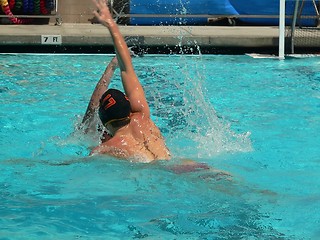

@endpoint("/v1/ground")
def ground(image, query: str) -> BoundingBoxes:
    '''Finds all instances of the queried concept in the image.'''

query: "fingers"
[92,0,111,16]
[98,0,107,8]
[92,0,107,9]
[91,0,113,26]
[92,10,102,22]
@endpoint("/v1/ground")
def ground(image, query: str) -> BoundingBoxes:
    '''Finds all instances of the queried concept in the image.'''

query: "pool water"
[0,54,319,239]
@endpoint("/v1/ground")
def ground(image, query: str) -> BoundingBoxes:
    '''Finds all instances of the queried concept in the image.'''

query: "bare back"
[91,113,171,162]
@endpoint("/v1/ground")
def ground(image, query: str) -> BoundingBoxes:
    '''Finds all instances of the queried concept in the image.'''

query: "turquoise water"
[0,54,319,239]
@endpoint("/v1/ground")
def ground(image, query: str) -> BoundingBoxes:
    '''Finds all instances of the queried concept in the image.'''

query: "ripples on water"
[0,54,319,239]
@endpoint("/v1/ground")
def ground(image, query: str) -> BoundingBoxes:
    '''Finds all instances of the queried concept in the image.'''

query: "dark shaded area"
[0,44,319,55]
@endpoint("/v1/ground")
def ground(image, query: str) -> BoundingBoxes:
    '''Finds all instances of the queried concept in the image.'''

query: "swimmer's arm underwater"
[81,56,118,133]
[166,159,232,180]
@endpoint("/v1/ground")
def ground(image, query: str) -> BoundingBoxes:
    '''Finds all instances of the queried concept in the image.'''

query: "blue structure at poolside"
[127,0,318,26]
[129,0,238,25]
[229,0,318,26]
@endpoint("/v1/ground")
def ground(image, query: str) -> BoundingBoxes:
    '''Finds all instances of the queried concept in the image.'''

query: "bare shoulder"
[130,113,162,135]
[130,112,157,128]
[130,112,150,121]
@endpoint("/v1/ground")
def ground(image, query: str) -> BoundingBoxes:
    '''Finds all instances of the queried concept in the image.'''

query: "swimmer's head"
[99,89,131,128]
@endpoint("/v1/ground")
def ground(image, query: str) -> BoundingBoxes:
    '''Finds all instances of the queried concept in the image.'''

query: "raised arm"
[92,0,150,117]
[81,56,118,132]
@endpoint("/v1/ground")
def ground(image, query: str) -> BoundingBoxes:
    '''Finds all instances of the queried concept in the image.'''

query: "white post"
[279,0,286,59]
[55,0,58,12]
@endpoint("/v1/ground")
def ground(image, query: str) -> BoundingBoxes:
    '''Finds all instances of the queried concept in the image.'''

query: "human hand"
[92,0,114,27]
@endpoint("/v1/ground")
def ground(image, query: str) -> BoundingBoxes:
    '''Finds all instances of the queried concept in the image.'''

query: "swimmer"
[82,0,229,176]
[83,0,171,162]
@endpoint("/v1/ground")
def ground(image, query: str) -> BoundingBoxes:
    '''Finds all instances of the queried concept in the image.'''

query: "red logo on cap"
[102,94,116,110]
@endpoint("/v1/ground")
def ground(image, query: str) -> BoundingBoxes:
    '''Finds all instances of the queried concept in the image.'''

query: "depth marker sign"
[41,35,62,45]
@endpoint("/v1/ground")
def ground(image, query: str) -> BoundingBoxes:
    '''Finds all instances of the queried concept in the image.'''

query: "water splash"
[177,0,188,25]
[155,55,252,159]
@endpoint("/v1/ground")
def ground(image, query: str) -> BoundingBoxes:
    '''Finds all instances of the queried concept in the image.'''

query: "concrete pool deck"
[0,23,318,53]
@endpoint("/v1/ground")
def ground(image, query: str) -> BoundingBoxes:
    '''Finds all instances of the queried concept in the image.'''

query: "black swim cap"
[99,89,131,125]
